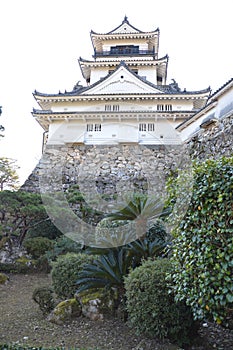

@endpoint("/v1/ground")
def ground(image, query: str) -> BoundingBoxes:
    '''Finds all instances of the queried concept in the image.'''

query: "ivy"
[167,156,233,325]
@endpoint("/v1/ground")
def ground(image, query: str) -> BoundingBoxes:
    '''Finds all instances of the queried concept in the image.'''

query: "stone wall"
[188,114,232,161]
[22,114,232,194]
[22,144,189,197]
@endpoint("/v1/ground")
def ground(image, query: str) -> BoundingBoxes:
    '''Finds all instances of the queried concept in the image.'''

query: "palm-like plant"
[76,247,132,302]
[107,192,170,241]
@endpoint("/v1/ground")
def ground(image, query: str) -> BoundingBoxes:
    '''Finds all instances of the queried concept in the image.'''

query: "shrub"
[51,252,96,298]
[167,157,233,325]
[46,235,83,261]
[26,218,62,240]
[32,286,56,314]
[124,258,198,347]
[23,237,55,259]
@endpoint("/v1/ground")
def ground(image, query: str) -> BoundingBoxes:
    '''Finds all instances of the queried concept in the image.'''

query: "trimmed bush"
[124,258,198,347]
[51,252,96,298]
[23,237,55,259]
[46,235,83,261]
[167,157,233,325]
[32,286,56,314]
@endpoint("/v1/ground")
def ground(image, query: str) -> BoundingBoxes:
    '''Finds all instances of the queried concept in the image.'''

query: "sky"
[0,0,232,185]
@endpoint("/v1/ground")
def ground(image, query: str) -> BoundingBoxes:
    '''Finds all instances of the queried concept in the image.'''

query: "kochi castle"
[32,17,210,148]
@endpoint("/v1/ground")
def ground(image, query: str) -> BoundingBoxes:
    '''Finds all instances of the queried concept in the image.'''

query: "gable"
[110,22,139,34]
[82,66,163,95]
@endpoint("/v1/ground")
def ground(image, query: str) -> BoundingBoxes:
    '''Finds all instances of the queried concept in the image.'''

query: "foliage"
[32,286,56,314]
[76,247,132,303]
[26,218,62,240]
[46,235,83,261]
[167,156,233,325]
[78,221,170,306]
[65,184,104,224]
[23,237,55,259]
[0,105,3,138]
[0,272,8,284]
[124,258,198,347]
[51,252,96,298]
[0,259,35,274]
[0,158,19,191]
[107,192,169,240]
[0,190,48,245]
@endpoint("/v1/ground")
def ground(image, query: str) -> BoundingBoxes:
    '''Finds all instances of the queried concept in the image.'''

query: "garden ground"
[0,273,232,350]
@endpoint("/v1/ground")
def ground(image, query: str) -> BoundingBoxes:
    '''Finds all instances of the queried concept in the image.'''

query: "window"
[87,124,93,132]
[139,123,147,131]
[157,76,163,83]
[148,123,155,132]
[94,124,101,132]
[113,105,119,111]
[110,45,139,55]
[157,104,172,111]
[87,124,102,132]
[105,105,119,111]
[165,104,172,111]
[139,123,155,132]
[157,104,164,111]
[105,105,111,111]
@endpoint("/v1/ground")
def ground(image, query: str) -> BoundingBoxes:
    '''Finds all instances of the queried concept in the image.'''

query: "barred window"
[147,123,155,132]
[139,123,147,131]
[157,104,164,111]
[87,124,93,132]
[165,104,172,111]
[94,124,101,131]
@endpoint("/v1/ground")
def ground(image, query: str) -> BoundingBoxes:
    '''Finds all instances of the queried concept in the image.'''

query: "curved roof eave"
[79,54,169,65]
[90,16,159,36]
[33,62,211,99]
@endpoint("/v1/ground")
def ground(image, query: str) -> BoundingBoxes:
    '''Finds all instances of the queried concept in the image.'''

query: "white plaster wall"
[215,86,233,119]
[47,121,85,144]
[50,99,195,113]
[46,119,183,145]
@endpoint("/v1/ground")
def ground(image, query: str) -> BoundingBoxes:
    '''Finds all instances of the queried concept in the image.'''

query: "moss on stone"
[0,272,9,284]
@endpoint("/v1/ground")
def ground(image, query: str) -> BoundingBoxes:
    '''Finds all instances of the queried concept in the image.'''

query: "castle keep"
[23,18,232,194]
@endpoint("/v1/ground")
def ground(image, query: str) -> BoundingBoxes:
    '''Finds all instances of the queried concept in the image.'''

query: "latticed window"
[87,124,93,132]
[157,104,164,111]
[147,123,155,131]
[165,104,172,111]
[94,124,101,131]
[87,124,102,132]
[139,123,147,131]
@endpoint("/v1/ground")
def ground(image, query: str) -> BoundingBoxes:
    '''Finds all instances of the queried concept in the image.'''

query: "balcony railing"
[94,49,156,58]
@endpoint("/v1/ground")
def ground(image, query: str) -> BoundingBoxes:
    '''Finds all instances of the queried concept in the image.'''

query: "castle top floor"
[90,16,160,60]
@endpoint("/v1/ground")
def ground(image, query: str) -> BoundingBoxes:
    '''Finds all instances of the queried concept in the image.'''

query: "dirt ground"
[0,273,233,350]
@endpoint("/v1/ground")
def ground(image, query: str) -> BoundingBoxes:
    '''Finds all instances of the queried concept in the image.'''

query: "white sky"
[0,0,232,185]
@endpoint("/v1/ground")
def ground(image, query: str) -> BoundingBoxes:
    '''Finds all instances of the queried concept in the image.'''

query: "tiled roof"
[34,61,210,98]
[176,77,232,130]
[90,16,159,35]
[209,77,233,99]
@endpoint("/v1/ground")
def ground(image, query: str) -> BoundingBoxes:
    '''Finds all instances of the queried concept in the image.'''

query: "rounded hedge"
[51,252,96,299]
[124,258,197,347]
[23,237,55,259]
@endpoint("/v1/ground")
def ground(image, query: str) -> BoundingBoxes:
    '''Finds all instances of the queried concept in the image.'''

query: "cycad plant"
[107,192,169,241]
[76,247,132,306]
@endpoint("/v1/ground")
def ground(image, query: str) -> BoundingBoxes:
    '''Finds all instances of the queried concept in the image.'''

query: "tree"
[0,157,20,191]
[0,106,4,138]
[0,190,49,246]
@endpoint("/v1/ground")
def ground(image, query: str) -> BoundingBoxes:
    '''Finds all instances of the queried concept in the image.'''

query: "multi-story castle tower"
[32,17,210,149]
